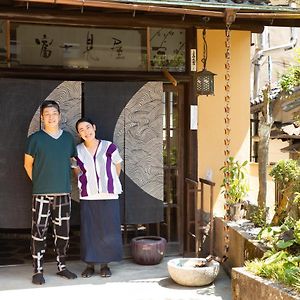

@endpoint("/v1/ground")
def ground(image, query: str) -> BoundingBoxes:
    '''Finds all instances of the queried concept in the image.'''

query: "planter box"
[213,217,267,275]
[232,267,300,300]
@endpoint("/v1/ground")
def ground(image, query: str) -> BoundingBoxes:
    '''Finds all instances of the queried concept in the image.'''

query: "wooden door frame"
[163,83,185,254]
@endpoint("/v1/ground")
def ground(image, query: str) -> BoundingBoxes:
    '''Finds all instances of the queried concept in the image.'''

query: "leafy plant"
[269,159,300,189]
[294,113,300,127]
[246,218,300,293]
[279,48,300,92]
[279,66,300,93]
[220,157,249,205]
[248,207,267,227]
[245,251,300,293]
[150,53,185,71]
[257,216,299,251]
[269,159,300,225]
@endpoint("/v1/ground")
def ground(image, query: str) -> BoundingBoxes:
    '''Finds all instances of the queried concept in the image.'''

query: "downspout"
[252,27,297,99]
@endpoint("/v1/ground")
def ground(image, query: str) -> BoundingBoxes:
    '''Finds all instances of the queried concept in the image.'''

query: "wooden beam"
[0,8,265,32]
[0,9,191,28]
[5,20,10,67]
[224,9,237,25]
[237,11,300,19]
[15,0,300,22]
[15,0,225,18]
[0,67,192,81]
[146,27,151,71]
[251,103,264,114]
[162,68,178,86]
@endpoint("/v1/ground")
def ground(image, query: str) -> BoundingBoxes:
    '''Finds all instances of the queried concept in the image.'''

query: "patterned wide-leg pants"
[31,194,71,273]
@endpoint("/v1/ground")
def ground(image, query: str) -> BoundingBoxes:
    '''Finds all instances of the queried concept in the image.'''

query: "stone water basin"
[167,258,220,287]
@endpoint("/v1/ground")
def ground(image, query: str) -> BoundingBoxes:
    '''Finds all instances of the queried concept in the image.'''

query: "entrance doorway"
[0,79,186,264]
[162,84,185,254]
[122,84,185,255]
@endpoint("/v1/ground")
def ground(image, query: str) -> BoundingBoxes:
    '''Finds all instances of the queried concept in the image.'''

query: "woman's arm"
[115,163,121,177]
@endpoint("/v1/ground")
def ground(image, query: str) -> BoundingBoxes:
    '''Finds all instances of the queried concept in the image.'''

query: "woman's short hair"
[75,117,96,132]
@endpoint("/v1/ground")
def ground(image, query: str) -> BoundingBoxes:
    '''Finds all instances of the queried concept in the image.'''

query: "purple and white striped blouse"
[76,140,123,198]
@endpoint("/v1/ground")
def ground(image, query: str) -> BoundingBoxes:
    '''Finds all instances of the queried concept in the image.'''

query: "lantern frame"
[196,28,216,96]
[197,69,216,96]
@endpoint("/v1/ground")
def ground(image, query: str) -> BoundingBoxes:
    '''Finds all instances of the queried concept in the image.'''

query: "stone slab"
[232,267,300,300]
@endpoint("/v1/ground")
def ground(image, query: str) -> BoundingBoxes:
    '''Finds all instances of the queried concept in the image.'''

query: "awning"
[13,0,298,12]
[5,0,300,29]
[281,142,300,153]
[271,123,300,140]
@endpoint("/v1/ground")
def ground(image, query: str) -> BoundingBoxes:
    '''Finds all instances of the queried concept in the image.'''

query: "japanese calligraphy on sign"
[83,31,99,62]
[150,28,185,71]
[35,34,53,59]
[14,24,185,71]
[111,37,125,59]
[16,25,143,69]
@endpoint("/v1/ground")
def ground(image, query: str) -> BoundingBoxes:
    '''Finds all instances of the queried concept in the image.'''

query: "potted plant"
[220,157,249,221]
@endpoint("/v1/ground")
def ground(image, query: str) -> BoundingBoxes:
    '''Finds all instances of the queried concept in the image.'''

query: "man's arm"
[24,154,34,180]
[71,157,81,177]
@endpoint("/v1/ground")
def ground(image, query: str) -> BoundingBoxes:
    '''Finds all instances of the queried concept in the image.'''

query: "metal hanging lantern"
[197,29,216,96]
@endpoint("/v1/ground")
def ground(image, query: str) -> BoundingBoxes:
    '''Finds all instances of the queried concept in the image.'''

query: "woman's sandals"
[81,264,111,278]
[100,265,112,277]
[81,266,95,278]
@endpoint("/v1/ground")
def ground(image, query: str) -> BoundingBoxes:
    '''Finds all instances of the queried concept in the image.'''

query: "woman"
[74,117,123,278]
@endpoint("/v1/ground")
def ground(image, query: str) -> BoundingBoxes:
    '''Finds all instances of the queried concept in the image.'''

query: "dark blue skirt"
[80,199,123,264]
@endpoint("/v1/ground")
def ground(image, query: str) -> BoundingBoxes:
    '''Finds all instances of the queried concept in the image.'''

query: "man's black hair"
[40,100,60,115]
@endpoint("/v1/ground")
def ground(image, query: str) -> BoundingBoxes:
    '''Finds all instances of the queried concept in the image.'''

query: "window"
[1,21,186,72]
[150,28,185,72]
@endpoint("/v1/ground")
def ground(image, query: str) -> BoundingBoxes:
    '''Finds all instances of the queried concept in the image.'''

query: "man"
[24,100,77,285]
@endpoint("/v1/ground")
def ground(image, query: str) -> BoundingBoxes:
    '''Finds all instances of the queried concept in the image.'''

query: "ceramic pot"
[226,202,246,221]
[131,236,167,265]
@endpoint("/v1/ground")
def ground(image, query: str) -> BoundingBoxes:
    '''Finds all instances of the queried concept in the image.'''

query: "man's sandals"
[56,269,77,280]
[32,273,45,285]
[32,269,77,285]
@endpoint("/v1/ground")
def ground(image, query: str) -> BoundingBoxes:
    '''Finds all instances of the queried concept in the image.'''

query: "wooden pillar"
[183,27,198,254]
[185,27,198,180]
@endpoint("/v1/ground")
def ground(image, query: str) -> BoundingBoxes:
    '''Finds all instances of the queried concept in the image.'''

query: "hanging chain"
[224,24,231,213]
[201,29,208,70]
[222,23,232,262]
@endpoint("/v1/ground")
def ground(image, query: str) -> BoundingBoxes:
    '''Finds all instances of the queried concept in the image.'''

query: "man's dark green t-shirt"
[25,130,77,195]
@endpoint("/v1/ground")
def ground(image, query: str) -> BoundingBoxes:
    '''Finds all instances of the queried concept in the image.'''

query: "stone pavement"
[0,257,232,300]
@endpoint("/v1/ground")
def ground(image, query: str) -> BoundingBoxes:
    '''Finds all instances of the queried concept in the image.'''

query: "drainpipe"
[252,27,297,99]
